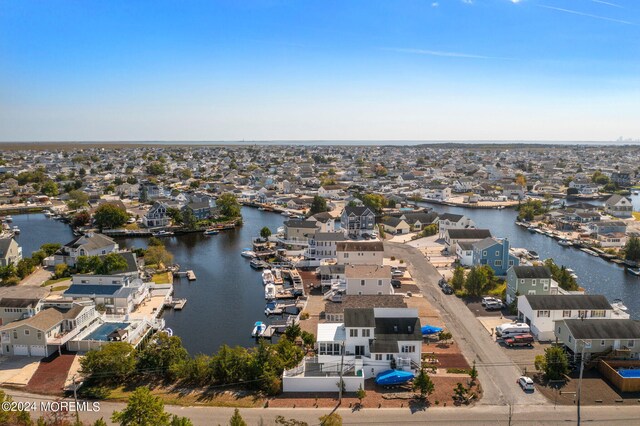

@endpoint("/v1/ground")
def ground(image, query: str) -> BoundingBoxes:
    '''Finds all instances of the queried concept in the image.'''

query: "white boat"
[558,239,572,247]
[528,250,539,260]
[251,321,267,337]
[4,215,13,223]
[273,268,284,285]
[265,283,276,300]
[627,268,640,276]
[611,299,628,312]
[241,249,256,258]
[43,210,52,218]
[262,269,275,285]
[11,226,20,234]
[281,211,291,217]
[633,190,639,195]
[580,248,599,256]
[152,230,174,237]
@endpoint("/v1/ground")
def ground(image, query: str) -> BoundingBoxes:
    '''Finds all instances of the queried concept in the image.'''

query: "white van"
[495,322,530,338]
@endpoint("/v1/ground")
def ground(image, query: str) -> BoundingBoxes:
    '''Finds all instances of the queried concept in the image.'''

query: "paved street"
[384,242,548,407]
[19,267,52,287]
[3,388,639,425]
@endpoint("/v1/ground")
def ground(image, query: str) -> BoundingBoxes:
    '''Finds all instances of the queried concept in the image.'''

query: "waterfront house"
[502,184,526,200]
[306,212,338,233]
[604,195,633,218]
[588,220,627,236]
[143,201,171,228]
[596,232,627,248]
[438,213,476,239]
[183,201,211,220]
[506,266,558,304]
[63,280,149,315]
[517,294,628,341]
[139,181,161,200]
[0,298,42,326]
[283,219,319,242]
[345,264,393,295]
[54,233,119,267]
[399,212,439,232]
[340,206,376,237]
[555,319,640,362]
[455,241,475,267]
[0,237,22,267]
[282,307,422,392]
[324,295,407,322]
[472,237,519,276]
[0,303,99,357]
[305,231,346,260]
[318,264,346,289]
[336,241,384,265]
[444,228,491,253]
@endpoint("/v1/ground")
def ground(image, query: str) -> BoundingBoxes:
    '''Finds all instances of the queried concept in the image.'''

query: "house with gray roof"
[0,237,22,267]
[555,319,640,362]
[54,233,119,267]
[506,265,558,304]
[604,194,632,218]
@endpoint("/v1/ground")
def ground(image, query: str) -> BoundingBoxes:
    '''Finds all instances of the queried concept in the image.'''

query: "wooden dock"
[186,270,196,281]
[165,298,187,310]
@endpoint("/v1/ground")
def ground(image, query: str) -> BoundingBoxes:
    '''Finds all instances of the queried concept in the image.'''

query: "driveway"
[384,241,549,407]
[19,267,53,287]
[0,356,41,386]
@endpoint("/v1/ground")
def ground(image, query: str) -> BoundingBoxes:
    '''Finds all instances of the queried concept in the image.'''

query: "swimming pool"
[618,369,640,378]
[86,322,130,341]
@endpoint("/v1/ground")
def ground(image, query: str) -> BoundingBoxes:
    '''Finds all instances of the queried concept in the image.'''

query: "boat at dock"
[558,239,572,247]
[241,248,256,258]
[4,215,13,223]
[152,230,174,237]
[580,248,599,256]
[11,226,20,234]
[250,258,267,269]
[186,270,196,281]
[43,210,52,218]
[627,268,640,277]
[203,228,219,235]
[252,321,267,337]
[273,268,284,285]
[265,282,276,300]
[528,250,539,260]
[262,269,275,285]
[527,226,537,233]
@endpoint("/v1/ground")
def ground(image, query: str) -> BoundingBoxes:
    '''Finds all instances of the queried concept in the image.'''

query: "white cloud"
[431,2,439,7]
[510,0,522,4]
[538,4,634,25]
[462,0,473,4]
[384,47,503,59]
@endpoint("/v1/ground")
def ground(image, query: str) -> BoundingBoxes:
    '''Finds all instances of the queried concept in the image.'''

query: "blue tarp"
[421,325,443,335]
[375,369,415,386]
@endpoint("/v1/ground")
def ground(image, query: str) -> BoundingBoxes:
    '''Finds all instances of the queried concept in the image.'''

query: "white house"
[305,231,346,260]
[438,213,475,239]
[455,241,474,267]
[517,294,628,341]
[336,241,384,265]
[604,194,633,219]
[53,233,119,267]
[282,307,422,392]
[345,264,393,295]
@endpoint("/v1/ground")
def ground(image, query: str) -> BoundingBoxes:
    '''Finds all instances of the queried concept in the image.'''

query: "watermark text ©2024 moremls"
[2,400,101,413]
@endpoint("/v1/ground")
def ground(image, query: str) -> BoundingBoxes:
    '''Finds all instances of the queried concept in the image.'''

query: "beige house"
[345,264,393,295]
[0,303,99,357]
[336,241,384,265]
[0,298,42,326]
[0,237,22,267]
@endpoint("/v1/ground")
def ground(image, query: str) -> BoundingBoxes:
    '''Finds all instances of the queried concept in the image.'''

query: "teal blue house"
[472,237,519,276]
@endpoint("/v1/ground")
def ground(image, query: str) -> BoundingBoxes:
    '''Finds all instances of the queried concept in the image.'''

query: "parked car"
[517,376,535,392]
[391,279,402,288]
[485,300,504,311]
[496,323,530,338]
[391,270,405,278]
[438,278,447,288]
[441,284,454,295]
[505,333,534,348]
[362,233,371,240]
[481,296,501,306]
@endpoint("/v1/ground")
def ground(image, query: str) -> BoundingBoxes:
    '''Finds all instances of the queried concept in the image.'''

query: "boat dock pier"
[165,298,187,310]
[262,316,298,339]
[186,270,196,281]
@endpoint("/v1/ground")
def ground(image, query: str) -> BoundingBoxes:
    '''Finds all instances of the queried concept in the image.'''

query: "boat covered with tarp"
[375,369,415,386]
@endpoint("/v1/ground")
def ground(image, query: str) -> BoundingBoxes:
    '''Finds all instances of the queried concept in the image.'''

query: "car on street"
[517,376,535,392]
[441,284,454,295]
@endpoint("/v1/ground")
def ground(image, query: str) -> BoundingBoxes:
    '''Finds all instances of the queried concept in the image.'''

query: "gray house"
[555,319,640,362]
[506,265,558,304]
[604,195,632,219]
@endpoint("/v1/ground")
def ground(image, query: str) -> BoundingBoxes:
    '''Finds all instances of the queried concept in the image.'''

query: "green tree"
[144,245,174,267]
[67,189,89,210]
[464,266,487,297]
[80,342,137,383]
[228,408,247,426]
[179,168,192,180]
[534,346,569,380]
[170,415,193,426]
[260,226,272,240]
[543,259,578,291]
[413,368,435,400]
[146,162,166,176]
[95,253,128,275]
[438,330,452,344]
[137,333,189,380]
[41,180,59,196]
[181,208,197,230]
[355,384,367,405]
[16,258,35,279]
[167,207,183,225]
[94,203,129,229]
[318,413,342,426]
[591,170,610,185]
[450,266,465,291]
[72,210,92,227]
[217,193,241,218]
[309,195,328,215]
[453,382,468,403]
[361,193,387,214]
[148,236,164,247]
[111,386,171,426]
[625,236,640,262]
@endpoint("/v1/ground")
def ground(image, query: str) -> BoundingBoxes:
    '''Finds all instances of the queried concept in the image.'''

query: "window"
[483,250,487,256]
[578,310,587,319]
[362,329,370,337]
[601,340,606,346]
[494,260,502,267]
[377,291,382,295]
[628,340,635,348]
[495,251,500,256]
[361,280,365,286]
[37,332,42,340]
[591,310,605,318]
[520,279,525,284]
[375,354,382,361]
[563,310,571,317]
[531,279,536,286]
[344,253,349,258]
[401,345,415,353]
[350,329,358,337]
[24,330,30,336]
[13,331,18,339]
[557,326,561,334]
[509,260,514,266]
[378,280,382,286]
[568,336,572,343]
[537,310,550,318]
[386,354,393,360]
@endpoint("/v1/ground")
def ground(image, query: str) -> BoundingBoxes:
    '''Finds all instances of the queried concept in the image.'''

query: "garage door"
[30,345,47,357]
[13,345,29,356]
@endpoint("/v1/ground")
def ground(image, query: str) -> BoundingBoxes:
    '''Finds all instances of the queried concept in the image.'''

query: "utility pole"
[577,342,586,426]
[72,374,80,424]
[338,340,345,404]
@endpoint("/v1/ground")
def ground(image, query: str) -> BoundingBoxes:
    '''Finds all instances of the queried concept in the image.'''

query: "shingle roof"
[0,308,63,332]
[0,298,40,308]
[472,237,501,251]
[64,233,116,251]
[525,295,612,311]
[345,264,391,279]
[344,206,374,216]
[313,232,346,242]
[563,319,640,340]
[284,220,318,229]
[511,266,552,279]
[374,317,422,341]
[446,229,492,239]
[336,241,384,252]
[324,295,406,314]
[319,264,345,275]
[344,308,376,327]
[439,213,464,222]
[0,237,17,257]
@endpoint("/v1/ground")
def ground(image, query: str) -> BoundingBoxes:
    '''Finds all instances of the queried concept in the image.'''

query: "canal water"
[420,202,640,320]
[11,213,75,256]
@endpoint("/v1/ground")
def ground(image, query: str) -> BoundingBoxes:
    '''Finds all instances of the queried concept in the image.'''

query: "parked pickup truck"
[504,333,534,348]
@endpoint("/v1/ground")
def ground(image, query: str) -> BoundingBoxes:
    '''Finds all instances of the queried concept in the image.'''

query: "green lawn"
[51,285,70,292]
[152,272,172,284]
[42,277,70,287]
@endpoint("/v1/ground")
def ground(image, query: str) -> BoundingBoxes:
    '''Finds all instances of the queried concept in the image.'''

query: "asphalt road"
[3,388,639,425]
[384,242,548,407]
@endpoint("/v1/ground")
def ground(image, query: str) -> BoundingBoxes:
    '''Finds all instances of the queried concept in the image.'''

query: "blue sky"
[1,0,639,141]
